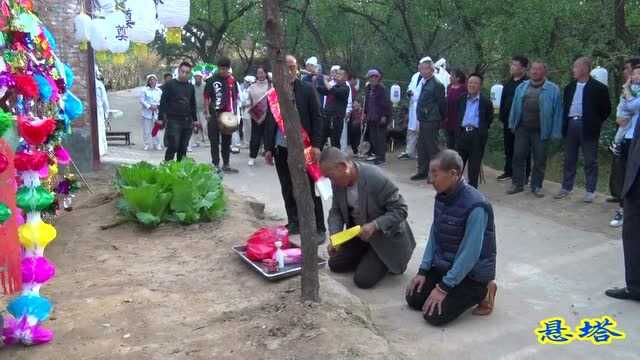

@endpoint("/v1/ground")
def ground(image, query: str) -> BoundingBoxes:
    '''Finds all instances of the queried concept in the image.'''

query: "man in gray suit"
[412,58,446,181]
[606,100,640,301]
[320,147,416,289]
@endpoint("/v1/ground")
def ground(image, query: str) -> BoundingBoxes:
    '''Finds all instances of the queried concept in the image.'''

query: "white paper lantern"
[96,0,116,13]
[390,83,401,104]
[125,0,158,44]
[89,18,113,51]
[105,12,130,53]
[490,84,503,109]
[591,66,608,87]
[74,12,92,42]
[157,0,190,28]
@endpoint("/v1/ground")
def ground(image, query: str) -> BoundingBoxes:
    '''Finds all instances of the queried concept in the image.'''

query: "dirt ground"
[1,166,403,360]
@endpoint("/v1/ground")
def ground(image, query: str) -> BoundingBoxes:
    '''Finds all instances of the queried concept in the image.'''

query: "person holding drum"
[204,57,240,174]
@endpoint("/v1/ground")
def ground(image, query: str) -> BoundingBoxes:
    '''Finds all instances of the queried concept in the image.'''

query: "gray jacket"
[417,76,446,125]
[328,163,416,274]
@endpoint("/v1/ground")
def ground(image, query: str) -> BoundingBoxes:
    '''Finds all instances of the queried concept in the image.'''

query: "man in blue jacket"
[507,62,563,197]
[406,150,497,326]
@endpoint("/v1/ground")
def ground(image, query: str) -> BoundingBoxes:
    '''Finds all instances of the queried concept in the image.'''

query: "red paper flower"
[17,116,57,145]
[0,151,8,173]
[14,73,38,98]
[14,150,48,172]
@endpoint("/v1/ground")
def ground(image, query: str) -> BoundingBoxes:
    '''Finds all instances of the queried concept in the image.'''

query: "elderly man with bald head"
[320,147,415,289]
[555,56,612,203]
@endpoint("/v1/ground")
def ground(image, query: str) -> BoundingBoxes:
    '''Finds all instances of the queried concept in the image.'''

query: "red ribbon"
[266,88,322,182]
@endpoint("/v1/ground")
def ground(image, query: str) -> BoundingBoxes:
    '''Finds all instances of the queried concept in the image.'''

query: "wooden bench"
[106,131,132,145]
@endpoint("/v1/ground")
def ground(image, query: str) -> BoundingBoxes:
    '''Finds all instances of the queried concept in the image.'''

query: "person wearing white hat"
[188,71,207,151]
[140,74,163,151]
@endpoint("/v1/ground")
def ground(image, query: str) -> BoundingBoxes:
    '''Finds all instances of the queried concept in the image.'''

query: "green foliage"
[115,160,226,227]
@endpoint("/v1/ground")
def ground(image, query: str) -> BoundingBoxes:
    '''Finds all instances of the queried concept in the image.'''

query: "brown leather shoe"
[473,281,497,316]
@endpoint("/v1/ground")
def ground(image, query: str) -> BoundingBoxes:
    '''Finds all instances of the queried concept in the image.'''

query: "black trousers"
[328,238,388,289]
[348,121,361,154]
[456,128,488,189]
[207,116,232,167]
[445,129,458,150]
[249,121,265,159]
[164,117,193,162]
[274,146,326,232]
[610,139,630,204]
[623,178,640,293]
[405,268,488,326]
[417,122,441,175]
[513,126,548,190]
[328,114,344,148]
[369,124,387,161]
[503,123,531,178]
[561,119,599,193]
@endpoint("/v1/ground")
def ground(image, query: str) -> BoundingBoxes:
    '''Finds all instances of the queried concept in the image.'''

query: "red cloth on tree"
[0,139,22,294]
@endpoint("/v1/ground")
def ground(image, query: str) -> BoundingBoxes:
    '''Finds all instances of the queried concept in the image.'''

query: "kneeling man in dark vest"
[406,149,497,326]
[320,147,416,289]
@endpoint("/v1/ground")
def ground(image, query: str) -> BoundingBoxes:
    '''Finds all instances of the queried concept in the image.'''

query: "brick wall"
[33,0,95,171]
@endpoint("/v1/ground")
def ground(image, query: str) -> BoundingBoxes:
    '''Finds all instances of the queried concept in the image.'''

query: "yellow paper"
[166,27,182,45]
[18,221,57,249]
[112,53,126,65]
[330,226,361,247]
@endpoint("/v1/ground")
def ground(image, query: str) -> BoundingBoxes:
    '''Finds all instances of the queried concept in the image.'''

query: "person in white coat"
[140,74,163,150]
[95,69,110,157]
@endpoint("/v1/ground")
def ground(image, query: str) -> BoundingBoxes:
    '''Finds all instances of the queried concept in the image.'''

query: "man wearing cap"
[412,57,446,181]
[189,71,207,149]
[302,56,319,84]
[364,68,392,165]
[317,68,351,149]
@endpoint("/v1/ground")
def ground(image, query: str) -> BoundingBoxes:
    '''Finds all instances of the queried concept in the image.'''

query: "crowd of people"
[144,52,640,325]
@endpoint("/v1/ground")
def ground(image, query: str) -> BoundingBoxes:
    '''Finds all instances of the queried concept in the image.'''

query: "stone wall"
[34,0,95,172]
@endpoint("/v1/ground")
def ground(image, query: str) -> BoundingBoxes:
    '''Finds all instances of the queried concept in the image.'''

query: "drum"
[218,112,239,135]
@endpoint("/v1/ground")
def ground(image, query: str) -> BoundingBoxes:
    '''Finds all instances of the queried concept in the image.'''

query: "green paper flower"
[16,185,55,212]
[0,202,11,224]
[0,108,16,138]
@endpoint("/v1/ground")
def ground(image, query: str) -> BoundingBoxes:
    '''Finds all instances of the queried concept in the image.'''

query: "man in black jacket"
[264,55,326,235]
[317,68,350,148]
[498,56,529,181]
[411,59,446,181]
[555,57,612,203]
[159,61,197,162]
[455,74,494,189]
[606,112,640,301]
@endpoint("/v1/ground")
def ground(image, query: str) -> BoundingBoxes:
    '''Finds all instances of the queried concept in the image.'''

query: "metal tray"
[232,245,326,281]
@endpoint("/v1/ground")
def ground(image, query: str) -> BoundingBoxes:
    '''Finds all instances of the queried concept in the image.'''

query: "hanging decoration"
[105,11,129,53]
[125,0,157,44]
[156,0,190,46]
[0,0,83,347]
[165,27,181,45]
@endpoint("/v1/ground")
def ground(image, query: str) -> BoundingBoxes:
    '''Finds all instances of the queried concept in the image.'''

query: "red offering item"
[14,150,48,171]
[14,73,38,98]
[17,116,57,145]
[151,122,162,137]
[0,140,21,294]
[245,226,289,261]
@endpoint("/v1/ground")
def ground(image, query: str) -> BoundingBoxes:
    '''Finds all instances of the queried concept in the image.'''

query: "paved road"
[104,88,638,359]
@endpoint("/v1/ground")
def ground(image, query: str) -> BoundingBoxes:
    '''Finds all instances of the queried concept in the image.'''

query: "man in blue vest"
[406,149,497,326]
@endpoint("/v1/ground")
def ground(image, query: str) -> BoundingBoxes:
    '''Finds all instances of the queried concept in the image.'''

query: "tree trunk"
[262,0,320,302]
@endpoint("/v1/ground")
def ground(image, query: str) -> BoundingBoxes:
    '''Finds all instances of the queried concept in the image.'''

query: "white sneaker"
[155,144,163,151]
[248,158,255,166]
[583,192,596,203]
[143,145,150,151]
[610,209,623,227]
[366,156,376,162]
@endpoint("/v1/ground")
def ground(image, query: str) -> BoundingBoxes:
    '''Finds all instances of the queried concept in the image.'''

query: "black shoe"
[506,185,524,195]
[222,166,239,174]
[606,197,621,203]
[287,223,300,235]
[373,160,386,166]
[531,188,545,198]
[605,287,640,301]
[497,173,511,182]
[411,173,428,181]
[397,153,410,160]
